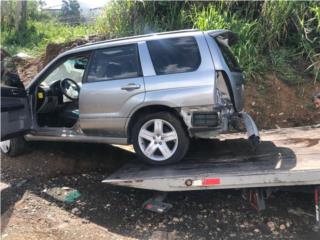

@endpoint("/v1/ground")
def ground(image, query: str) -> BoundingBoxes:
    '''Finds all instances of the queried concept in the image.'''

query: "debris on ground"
[288,207,315,217]
[44,187,81,203]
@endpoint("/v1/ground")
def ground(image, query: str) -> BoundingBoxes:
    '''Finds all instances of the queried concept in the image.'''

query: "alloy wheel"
[138,119,178,161]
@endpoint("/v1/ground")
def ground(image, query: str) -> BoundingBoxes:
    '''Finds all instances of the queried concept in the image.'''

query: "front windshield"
[41,56,88,87]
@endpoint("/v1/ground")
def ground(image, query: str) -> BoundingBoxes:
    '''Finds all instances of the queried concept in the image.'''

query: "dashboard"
[36,80,64,113]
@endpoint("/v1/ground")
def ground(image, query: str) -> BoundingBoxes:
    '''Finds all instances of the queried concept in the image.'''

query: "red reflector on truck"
[188,178,221,187]
[202,178,220,186]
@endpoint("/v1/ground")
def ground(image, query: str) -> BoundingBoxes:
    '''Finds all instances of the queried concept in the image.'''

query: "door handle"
[121,83,141,91]
[11,89,22,96]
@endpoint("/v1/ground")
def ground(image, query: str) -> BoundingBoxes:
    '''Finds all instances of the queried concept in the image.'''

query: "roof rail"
[74,29,200,49]
[156,29,199,35]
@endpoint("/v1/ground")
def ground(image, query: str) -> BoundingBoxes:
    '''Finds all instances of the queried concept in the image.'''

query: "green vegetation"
[1,20,95,56]
[1,0,319,82]
[96,1,319,82]
[96,1,193,38]
[1,0,95,56]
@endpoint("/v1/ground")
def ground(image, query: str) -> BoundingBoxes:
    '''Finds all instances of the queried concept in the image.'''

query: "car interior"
[35,54,89,128]
[87,44,140,82]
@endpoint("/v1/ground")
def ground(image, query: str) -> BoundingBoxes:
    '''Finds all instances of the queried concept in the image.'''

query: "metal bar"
[315,187,320,225]
[104,170,320,192]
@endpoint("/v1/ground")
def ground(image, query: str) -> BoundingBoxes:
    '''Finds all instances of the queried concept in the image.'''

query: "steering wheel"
[60,78,80,100]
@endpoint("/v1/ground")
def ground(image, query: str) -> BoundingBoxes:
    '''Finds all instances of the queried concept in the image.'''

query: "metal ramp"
[103,126,320,192]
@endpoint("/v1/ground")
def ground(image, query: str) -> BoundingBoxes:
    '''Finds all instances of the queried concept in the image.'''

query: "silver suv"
[1,29,259,165]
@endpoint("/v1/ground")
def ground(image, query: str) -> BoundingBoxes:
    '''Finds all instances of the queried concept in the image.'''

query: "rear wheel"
[0,137,29,157]
[132,112,190,165]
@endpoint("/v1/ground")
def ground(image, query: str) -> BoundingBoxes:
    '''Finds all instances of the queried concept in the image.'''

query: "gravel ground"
[1,141,320,240]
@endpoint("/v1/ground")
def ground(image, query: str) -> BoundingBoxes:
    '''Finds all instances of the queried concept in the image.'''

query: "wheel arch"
[126,104,187,143]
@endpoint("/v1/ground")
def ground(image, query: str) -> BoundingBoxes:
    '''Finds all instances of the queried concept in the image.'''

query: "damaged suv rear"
[1,29,259,165]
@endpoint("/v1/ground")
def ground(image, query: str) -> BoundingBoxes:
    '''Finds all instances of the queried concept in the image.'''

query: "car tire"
[0,137,29,157]
[132,112,190,165]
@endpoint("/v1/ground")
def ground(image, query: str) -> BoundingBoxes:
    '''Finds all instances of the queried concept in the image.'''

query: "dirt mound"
[43,35,107,66]
[245,75,320,129]
[17,35,107,85]
[17,58,42,85]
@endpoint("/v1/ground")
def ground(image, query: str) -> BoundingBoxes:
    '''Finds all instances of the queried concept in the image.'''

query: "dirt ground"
[1,137,320,240]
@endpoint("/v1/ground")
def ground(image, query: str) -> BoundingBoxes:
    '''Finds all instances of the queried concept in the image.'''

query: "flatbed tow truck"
[103,125,320,228]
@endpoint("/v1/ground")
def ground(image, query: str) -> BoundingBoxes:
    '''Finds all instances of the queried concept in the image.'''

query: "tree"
[15,0,27,32]
[61,0,81,25]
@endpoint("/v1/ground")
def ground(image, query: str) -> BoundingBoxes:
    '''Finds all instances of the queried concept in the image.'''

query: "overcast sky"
[44,0,109,9]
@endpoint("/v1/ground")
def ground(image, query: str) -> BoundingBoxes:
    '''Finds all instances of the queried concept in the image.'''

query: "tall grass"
[2,0,319,82]
[1,20,96,56]
[94,0,319,82]
[191,1,320,82]
[96,1,192,38]
[191,5,266,80]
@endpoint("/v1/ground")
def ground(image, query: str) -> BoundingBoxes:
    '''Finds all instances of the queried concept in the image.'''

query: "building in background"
[41,5,62,17]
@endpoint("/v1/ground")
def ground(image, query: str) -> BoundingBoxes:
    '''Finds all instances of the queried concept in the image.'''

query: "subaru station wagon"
[1,29,259,165]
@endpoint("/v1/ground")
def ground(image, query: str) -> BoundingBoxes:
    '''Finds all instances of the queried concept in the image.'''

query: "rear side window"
[147,37,201,75]
[215,38,241,72]
[87,44,141,82]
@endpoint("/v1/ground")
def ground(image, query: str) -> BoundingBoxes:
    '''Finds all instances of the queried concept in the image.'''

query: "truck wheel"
[132,112,190,165]
[0,137,29,157]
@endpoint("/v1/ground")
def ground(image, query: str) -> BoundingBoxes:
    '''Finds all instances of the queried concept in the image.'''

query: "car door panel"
[80,77,145,118]
[1,86,31,140]
[79,78,145,137]
[79,44,145,137]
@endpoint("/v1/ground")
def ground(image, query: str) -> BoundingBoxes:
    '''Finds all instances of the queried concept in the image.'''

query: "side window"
[215,38,241,72]
[41,55,89,87]
[147,37,201,75]
[87,44,141,82]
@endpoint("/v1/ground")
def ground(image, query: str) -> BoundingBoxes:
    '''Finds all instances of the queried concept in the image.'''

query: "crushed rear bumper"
[240,111,260,145]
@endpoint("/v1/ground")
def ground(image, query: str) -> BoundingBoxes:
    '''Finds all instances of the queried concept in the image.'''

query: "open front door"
[1,86,31,141]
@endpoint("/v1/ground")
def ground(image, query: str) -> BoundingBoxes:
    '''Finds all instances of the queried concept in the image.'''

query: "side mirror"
[74,61,86,70]
[2,72,25,89]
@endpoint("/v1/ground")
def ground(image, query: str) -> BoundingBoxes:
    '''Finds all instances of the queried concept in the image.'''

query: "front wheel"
[132,112,190,165]
[0,137,29,157]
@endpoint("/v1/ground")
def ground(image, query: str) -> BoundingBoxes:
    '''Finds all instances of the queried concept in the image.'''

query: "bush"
[96,1,192,38]
[1,0,95,55]
[1,0,319,82]
[1,20,96,56]
[191,1,319,82]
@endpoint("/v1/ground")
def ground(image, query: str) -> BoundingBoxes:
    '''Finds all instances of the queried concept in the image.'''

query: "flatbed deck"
[103,126,320,192]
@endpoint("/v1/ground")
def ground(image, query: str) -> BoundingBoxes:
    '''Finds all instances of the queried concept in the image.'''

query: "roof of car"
[61,29,234,56]
[74,29,200,49]
[74,29,201,49]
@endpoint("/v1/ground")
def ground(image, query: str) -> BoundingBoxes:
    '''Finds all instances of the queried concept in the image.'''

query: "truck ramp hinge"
[242,188,273,211]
